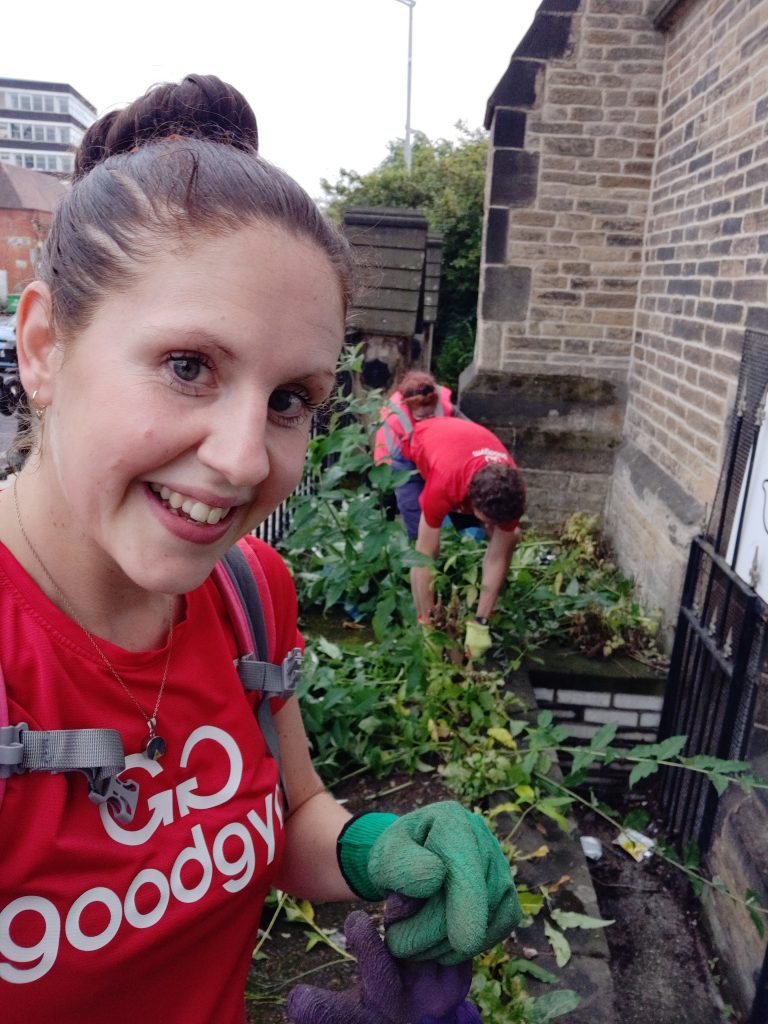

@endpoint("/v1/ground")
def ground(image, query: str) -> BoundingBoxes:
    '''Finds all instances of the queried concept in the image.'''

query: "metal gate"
[658,535,766,847]
[658,327,768,850]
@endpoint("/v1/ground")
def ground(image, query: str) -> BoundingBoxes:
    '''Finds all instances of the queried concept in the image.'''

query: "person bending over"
[400,417,526,658]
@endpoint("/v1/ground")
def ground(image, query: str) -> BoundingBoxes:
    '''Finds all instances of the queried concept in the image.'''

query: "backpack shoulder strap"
[0,624,135,821]
[213,541,302,787]
[0,657,8,812]
[0,716,136,823]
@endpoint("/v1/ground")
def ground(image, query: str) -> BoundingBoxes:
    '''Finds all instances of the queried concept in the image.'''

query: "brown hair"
[398,369,439,415]
[468,463,526,524]
[37,74,355,338]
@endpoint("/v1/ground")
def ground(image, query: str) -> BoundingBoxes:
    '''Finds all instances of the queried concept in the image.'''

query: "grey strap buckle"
[235,646,303,696]
[0,722,27,778]
[281,647,302,695]
[86,772,139,825]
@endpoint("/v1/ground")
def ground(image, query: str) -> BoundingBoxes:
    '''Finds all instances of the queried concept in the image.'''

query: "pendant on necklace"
[143,719,167,761]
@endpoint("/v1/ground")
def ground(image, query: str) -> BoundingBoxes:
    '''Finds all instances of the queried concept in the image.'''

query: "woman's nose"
[197,397,270,488]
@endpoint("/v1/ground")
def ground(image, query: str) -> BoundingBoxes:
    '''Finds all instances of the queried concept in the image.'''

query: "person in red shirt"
[400,418,526,657]
[373,370,457,538]
[0,75,519,1022]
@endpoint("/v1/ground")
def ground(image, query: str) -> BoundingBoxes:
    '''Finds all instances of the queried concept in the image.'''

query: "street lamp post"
[394,0,415,173]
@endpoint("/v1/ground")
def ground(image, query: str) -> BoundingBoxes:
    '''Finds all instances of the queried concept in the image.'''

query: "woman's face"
[35,222,344,595]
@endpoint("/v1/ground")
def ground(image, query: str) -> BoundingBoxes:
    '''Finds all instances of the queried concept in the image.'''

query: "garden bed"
[244,763,733,1023]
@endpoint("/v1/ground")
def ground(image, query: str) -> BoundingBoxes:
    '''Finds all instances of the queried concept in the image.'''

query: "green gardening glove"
[464,621,492,660]
[337,802,521,964]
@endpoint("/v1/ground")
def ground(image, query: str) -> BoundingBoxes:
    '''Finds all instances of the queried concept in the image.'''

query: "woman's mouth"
[148,483,234,525]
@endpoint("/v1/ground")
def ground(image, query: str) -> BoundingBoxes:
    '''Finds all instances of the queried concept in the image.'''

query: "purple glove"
[286,895,481,1024]
[422,1010,482,1024]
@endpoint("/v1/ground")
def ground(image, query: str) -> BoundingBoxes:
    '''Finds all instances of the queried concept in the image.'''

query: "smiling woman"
[0,74,521,1024]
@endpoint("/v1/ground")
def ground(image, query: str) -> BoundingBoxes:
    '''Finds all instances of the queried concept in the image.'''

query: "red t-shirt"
[0,536,300,1024]
[400,418,518,530]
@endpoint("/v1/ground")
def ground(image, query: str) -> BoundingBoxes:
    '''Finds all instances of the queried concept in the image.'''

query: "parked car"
[0,316,17,370]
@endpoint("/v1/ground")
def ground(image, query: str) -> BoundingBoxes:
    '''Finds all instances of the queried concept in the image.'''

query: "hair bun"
[74,74,258,180]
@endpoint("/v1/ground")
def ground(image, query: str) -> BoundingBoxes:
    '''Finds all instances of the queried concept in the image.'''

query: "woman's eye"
[269,388,310,420]
[170,355,205,383]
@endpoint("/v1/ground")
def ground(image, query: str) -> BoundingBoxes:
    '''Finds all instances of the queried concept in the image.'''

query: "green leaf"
[710,773,729,796]
[532,989,581,1021]
[505,958,559,983]
[551,909,614,930]
[623,808,651,831]
[746,890,766,938]
[543,920,572,967]
[517,890,545,917]
[487,726,517,749]
[358,716,381,735]
[569,748,597,776]
[749,905,766,938]
[314,636,342,660]
[305,932,325,951]
[629,760,660,787]
[536,796,573,833]
[589,722,618,750]
[627,735,686,761]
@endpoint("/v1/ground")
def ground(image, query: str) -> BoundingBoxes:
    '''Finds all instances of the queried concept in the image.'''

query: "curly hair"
[468,463,526,524]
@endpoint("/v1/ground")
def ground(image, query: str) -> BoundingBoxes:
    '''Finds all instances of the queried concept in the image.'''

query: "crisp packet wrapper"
[614,828,655,862]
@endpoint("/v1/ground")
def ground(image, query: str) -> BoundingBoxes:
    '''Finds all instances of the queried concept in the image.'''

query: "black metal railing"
[658,535,768,849]
[253,374,355,547]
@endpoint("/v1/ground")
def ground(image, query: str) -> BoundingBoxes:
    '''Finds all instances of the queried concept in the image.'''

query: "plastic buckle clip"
[0,722,27,779]
[86,772,140,825]
[282,647,302,695]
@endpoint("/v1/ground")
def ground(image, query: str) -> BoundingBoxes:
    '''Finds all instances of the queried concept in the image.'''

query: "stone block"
[490,149,540,207]
[481,265,532,321]
[544,136,597,157]
[557,689,612,707]
[485,207,508,264]
[584,708,639,727]
[613,692,663,711]
[493,109,527,150]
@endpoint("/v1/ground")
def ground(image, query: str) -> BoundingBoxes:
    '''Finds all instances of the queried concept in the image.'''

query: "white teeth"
[150,483,230,525]
[189,501,210,523]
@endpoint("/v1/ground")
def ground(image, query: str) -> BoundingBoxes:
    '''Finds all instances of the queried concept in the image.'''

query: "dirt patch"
[572,791,736,1024]
[245,770,738,1023]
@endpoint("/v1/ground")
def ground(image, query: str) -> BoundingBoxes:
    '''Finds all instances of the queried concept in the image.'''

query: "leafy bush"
[280,354,429,639]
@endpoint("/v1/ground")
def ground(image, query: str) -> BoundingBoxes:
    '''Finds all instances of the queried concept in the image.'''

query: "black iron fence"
[658,326,768,850]
[658,535,767,849]
[253,372,355,547]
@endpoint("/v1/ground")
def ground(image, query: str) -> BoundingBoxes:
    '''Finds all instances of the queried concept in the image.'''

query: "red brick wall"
[0,207,52,294]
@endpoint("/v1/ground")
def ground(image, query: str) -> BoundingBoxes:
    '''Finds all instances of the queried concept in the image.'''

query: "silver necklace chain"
[13,481,174,749]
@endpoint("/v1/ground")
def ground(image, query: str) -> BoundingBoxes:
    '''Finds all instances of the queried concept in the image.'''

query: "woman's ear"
[15,282,59,406]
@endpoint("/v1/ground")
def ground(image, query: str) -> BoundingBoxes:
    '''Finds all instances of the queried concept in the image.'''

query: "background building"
[469,1,768,1013]
[0,78,96,177]
[0,163,66,299]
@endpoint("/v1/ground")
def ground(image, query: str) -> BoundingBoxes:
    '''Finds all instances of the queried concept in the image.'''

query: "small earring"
[30,389,45,421]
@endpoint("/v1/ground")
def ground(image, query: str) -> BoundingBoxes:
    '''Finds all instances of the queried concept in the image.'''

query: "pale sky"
[6,0,541,198]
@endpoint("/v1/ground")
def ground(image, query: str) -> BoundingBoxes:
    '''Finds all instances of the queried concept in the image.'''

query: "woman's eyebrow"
[147,326,236,359]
